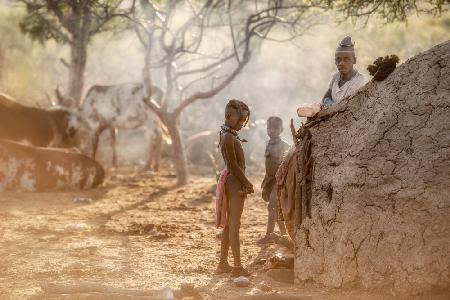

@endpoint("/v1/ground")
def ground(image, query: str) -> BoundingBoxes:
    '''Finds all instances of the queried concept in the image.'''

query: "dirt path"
[0,169,396,299]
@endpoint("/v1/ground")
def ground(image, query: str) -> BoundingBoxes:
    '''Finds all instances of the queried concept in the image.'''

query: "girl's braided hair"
[225,99,250,127]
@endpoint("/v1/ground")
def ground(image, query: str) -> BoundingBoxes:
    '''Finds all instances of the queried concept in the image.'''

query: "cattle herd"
[0,84,268,192]
[0,84,163,192]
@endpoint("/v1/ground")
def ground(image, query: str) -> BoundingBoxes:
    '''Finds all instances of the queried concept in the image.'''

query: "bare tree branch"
[227,2,240,64]
[175,52,236,77]
[179,67,221,100]
[173,53,250,116]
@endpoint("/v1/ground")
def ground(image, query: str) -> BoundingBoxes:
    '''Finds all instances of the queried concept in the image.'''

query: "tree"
[127,0,323,185]
[126,0,447,186]
[17,0,134,104]
[330,0,449,23]
[14,0,446,186]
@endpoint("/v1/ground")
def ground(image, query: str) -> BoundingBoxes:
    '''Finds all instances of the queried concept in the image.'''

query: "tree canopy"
[17,0,130,44]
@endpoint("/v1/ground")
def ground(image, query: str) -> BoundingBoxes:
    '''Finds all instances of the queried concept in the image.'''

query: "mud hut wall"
[293,41,450,295]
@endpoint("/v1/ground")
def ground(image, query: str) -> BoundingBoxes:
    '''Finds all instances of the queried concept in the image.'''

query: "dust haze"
[1,2,448,163]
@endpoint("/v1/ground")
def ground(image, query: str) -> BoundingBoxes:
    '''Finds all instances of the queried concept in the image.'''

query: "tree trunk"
[164,113,188,186]
[68,4,91,107]
[146,126,163,172]
[68,38,87,105]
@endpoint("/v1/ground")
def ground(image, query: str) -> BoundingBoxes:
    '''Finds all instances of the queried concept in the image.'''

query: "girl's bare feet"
[230,266,250,277]
[215,261,233,274]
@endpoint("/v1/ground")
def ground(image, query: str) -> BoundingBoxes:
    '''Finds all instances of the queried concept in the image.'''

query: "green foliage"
[19,7,66,44]
[319,0,449,23]
[16,0,129,45]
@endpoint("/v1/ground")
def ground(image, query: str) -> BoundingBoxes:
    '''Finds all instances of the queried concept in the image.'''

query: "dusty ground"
[0,167,399,300]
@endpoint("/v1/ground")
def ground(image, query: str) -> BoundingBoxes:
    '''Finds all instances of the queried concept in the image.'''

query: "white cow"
[75,83,165,169]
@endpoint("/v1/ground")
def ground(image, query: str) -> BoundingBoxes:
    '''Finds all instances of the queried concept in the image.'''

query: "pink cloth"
[296,103,321,117]
[215,169,230,228]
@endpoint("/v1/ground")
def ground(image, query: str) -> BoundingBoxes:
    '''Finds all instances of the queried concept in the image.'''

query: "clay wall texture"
[294,41,450,296]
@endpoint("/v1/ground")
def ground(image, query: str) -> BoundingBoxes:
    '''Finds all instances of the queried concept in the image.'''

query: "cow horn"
[55,86,76,108]
[55,85,64,104]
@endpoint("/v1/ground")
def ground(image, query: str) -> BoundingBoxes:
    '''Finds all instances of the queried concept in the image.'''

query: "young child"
[258,117,290,244]
[215,99,254,277]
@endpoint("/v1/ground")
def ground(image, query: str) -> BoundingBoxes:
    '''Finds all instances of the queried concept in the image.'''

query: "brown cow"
[0,139,104,192]
[0,93,82,148]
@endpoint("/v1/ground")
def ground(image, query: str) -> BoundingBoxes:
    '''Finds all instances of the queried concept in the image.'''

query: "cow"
[65,83,166,169]
[0,139,104,192]
[0,93,82,148]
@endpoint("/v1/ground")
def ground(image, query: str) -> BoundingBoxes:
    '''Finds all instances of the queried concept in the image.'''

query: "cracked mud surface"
[294,41,450,297]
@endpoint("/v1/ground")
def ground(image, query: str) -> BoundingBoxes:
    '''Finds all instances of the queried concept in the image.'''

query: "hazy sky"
[0,3,448,144]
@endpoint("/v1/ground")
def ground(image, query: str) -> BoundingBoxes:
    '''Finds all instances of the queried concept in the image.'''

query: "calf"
[78,83,165,169]
[0,139,104,192]
[0,93,80,148]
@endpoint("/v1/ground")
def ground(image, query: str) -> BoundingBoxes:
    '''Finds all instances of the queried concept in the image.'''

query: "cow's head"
[49,87,91,150]
[46,107,85,149]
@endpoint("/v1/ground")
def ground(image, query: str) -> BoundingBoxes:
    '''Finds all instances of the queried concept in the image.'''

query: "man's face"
[267,123,283,139]
[335,52,355,75]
